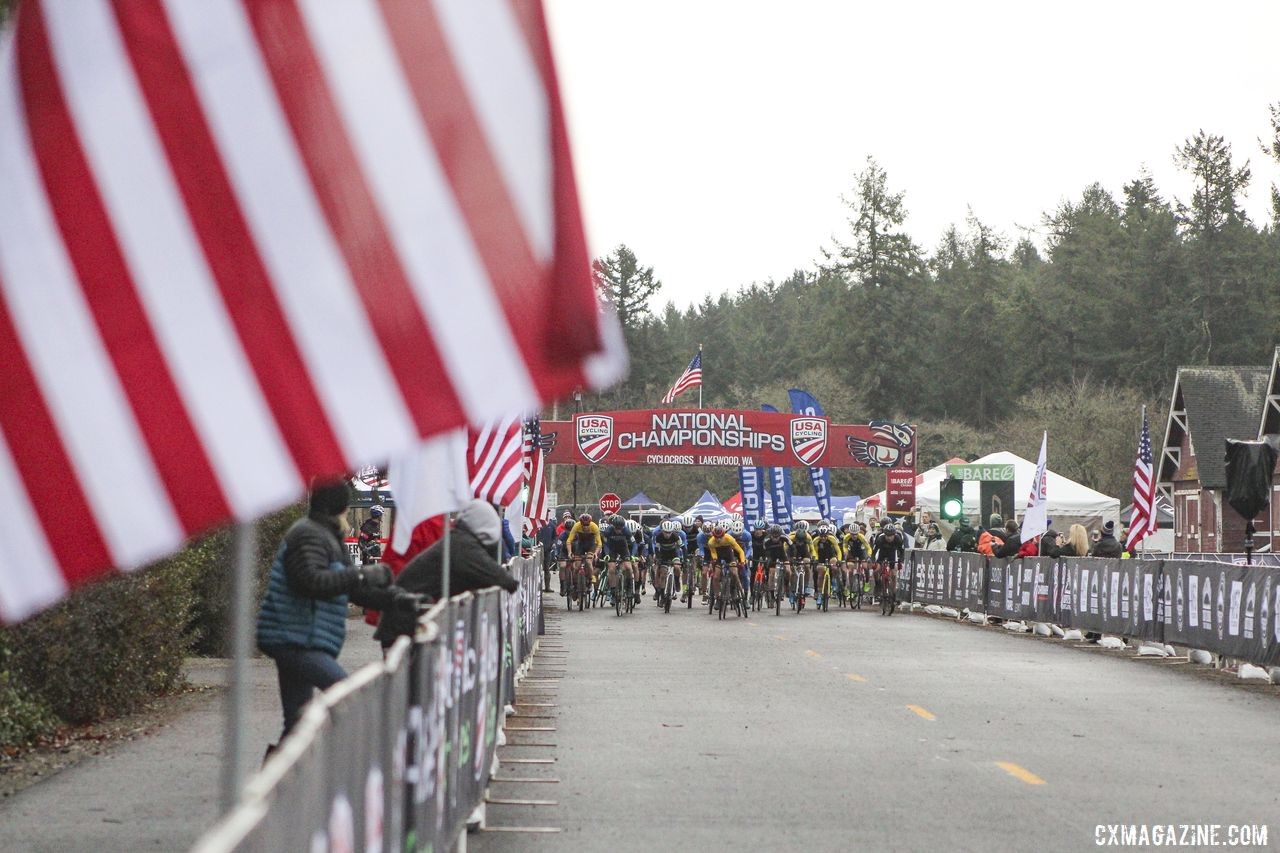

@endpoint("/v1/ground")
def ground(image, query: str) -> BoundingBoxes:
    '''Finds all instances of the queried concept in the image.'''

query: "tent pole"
[441,513,453,602]
[220,521,255,814]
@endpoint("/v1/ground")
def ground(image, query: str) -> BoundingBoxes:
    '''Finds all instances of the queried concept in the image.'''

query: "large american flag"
[1126,408,1159,551]
[0,0,625,622]
[661,350,702,405]
[523,416,550,526]
[468,415,524,507]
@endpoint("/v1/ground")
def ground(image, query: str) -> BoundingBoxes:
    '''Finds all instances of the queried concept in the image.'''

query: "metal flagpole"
[698,343,703,410]
[220,521,255,814]
[441,512,453,603]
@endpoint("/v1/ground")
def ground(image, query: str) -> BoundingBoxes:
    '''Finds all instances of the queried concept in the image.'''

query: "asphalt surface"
[475,593,1280,853]
[0,619,382,853]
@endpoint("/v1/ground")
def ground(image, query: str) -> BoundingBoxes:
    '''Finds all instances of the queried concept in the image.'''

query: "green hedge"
[0,503,305,745]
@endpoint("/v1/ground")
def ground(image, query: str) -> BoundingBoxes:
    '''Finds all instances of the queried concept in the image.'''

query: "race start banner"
[540,409,916,469]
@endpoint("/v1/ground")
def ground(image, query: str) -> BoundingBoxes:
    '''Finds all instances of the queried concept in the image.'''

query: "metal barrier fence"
[193,554,545,852]
[904,550,1280,666]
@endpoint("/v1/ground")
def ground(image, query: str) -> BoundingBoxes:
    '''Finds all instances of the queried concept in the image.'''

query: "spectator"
[920,522,946,551]
[994,519,1022,558]
[947,517,979,552]
[1090,520,1123,558]
[1062,523,1089,557]
[977,513,1005,557]
[536,519,559,591]
[256,479,397,745]
[901,513,918,548]
[357,505,384,564]
[375,500,519,645]
[500,513,518,562]
[1039,524,1063,558]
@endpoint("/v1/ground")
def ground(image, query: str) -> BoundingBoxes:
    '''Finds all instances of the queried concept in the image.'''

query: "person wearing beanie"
[1090,519,1123,558]
[994,519,1022,558]
[257,477,398,744]
[375,500,519,646]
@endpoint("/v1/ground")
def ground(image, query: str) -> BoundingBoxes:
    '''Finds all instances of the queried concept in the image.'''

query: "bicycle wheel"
[626,574,635,615]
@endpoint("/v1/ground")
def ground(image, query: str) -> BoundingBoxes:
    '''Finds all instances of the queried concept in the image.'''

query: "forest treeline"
[572,123,1280,513]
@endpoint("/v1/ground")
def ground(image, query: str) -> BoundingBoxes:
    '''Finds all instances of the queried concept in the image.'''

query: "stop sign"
[599,493,622,515]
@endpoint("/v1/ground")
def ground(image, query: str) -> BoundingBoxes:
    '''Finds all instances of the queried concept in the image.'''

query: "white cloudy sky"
[545,0,1280,310]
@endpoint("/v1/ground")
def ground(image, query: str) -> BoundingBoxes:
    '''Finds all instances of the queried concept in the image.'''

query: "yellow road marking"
[845,673,867,683]
[996,761,1046,786]
[906,704,936,721]
[805,650,821,658]
[746,622,760,628]
[773,635,787,641]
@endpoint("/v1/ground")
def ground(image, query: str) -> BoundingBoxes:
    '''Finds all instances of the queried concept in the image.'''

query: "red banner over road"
[541,409,916,469]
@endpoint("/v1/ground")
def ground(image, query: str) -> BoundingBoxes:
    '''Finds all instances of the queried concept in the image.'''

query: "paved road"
[0,619,382,853]
[476,595,1279,852]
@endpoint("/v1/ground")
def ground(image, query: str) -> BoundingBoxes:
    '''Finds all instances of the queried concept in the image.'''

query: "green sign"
[946,463,1015,481]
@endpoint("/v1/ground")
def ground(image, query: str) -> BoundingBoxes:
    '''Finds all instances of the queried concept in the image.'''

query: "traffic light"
[939,477,964,522]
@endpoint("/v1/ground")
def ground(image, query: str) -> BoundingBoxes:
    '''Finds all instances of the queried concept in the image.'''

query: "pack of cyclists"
[550,508,907,617]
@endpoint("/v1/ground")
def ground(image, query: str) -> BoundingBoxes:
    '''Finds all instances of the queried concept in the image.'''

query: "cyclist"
[759,523,793,602]
[730,519,752,594]
[872,520,906,601]
[651,518,687,604]
[705,524,746,609]
[624,519,647,595]
[814,522,844,605]
[357,505,385,564]
[601,515,638,606]
[564,513,601,601]
[842,521,870,603]
[695,520,715,602]
[554,511,575,594]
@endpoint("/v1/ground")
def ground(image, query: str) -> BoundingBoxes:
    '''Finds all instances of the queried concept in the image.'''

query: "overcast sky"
[545,0,1280,311]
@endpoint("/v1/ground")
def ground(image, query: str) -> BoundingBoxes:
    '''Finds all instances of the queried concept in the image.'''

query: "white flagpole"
[698,343,703,410]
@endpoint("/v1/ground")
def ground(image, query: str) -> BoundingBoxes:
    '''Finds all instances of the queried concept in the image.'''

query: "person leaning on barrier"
[1089,520,1123,558]
[256,478,400,747]
[374,499,519,646]
[946,517,978,552]
[993,519,1022,559]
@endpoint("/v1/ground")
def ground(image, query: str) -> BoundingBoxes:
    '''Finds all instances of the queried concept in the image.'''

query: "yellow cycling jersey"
[789,532,818,559]
[566,521,601,548]
[815,534,843,561]
[706,534,746,563]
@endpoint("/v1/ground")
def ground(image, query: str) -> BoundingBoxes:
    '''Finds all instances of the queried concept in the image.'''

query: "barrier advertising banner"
[911,551,986,611]
[539,409,917,469]
[1164,560,1280,666]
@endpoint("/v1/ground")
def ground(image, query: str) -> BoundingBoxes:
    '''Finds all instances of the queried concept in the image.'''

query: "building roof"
[1259,347,1280,437]
[1174,365,1270,488]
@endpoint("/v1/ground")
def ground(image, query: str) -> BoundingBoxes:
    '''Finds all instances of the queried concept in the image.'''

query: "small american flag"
[469,415,524,507]
[1126,408,1158,551]
[661,350,702,405]
[523,416,549,525]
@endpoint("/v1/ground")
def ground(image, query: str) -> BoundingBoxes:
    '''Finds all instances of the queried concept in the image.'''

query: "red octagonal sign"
[599,493,622,515]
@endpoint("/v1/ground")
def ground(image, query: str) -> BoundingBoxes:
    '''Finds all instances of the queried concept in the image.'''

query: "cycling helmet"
[681,514,695,528]
[370,505,385,517]
[624,519,641,533]
[768,524,784,536]
[793,520,810,533]
[731,520,745,535]
[751,519,767,531]
[730,512,743,522]
[610,515,625,529]
[578,513,592,524]
[712,525,727,537]
[660,519,680,533]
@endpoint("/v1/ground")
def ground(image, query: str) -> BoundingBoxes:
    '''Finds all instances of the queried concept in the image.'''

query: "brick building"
[1157,362,1272,553]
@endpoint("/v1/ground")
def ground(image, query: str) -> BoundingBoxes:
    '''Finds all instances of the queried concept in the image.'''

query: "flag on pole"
[661,350,702,405]
[0,0,626,622]
[1126,408,1158,552]
[469,415,525,507]
[387,430,471,555]
[523,416,550,527]
[1022,431,1049,541]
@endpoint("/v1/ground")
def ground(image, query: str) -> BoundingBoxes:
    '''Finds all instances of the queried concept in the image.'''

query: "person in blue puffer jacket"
[257,478,398,744]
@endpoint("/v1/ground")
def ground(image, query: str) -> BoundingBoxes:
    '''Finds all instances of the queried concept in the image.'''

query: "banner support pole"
[697,343,703,410]
[219,521,255,814]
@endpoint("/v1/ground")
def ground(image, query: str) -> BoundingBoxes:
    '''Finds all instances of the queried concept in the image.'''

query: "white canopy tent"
[865,451,1121,532]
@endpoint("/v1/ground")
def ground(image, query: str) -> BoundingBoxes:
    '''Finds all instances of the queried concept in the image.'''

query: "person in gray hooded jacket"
[374,500,520,645]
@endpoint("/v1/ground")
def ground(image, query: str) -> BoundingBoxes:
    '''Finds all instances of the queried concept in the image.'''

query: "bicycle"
[657,560,678,614]
[879,562,898,616]
[773,560,787,616]
[713,561,746,620]
[751,563,766,611]
[794,560,809,614]
[683,559,696,609]
[571,554,593,612]
[816,563,832,612]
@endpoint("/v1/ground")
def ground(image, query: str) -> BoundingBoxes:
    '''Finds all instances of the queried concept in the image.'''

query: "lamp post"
[572,390,582,514]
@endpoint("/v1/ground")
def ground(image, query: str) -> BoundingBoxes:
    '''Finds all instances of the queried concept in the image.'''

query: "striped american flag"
[523,416,550,526]
[1126,409,1158,551]
[0,0,625,622]
[661,350,702,405]
[469,415,524,508]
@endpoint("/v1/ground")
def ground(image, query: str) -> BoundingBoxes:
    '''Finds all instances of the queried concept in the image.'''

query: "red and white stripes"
[0,0,625,622]
[469,416,525,508]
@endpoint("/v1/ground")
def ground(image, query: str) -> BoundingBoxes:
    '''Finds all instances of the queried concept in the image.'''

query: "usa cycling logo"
[790,418,827,466]
[576,415,613,464]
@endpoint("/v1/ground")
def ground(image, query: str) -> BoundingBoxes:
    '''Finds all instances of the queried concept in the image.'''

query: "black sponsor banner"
[909,551,985,611]
[1164,560,1280,665]
[324,670,388,852]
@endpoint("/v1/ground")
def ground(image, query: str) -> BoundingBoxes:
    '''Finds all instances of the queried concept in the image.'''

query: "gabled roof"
[1259,347,1280,438]
[1161,365,1270,488]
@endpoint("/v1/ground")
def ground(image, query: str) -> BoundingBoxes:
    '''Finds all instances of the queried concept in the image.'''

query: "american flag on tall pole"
[661,348,703,405]
[523,416,550,526]
[1126,407,1159,552]
[469,415,524,508]
[0,0,627,622]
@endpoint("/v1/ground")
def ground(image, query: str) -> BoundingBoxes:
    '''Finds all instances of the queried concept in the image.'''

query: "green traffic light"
[942,498,962,518]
